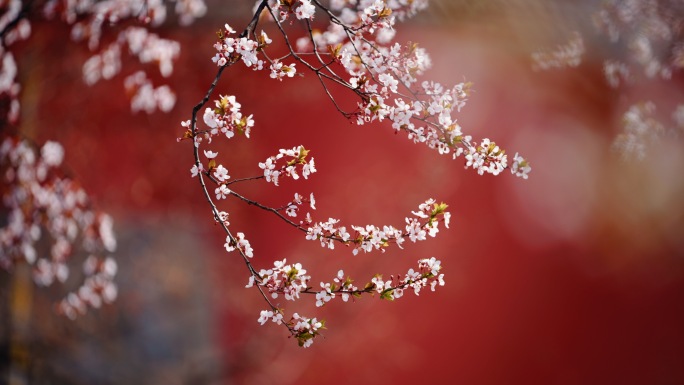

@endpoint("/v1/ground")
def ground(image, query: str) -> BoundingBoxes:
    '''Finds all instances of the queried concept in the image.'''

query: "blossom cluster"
[1,0,206,123]
[0,137,118,317]
[603,60,631,88]
[464,138,508,176]
[246,259,310,301]
[258,310,324,348]
[47,0,205,48]
[225,232,254,258]
[534,0,683,88]
[186,94,255,148]
[320,0,429,41]
[271,0,316,22]
[0,46,22,124]
[61,0,198,110]
[304,199,450,255]
[593,0,681,82]
[191,149,235,200]
[212,24,263,68]
[57,256,118,319]
[0,0,31,123]
[210,23,301,82]
[124,71,176,113]
[287,312,324,348]
[82,27,180,85]
[530,0,684,165]
[531,32,584,71]
[258,145,317,185]
[510,152,532,180]
[612,102,684,161]
[285,192,316,217]
[367,256,445,300]
[316,257,444,307]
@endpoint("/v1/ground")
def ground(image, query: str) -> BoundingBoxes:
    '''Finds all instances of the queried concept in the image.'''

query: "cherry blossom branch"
[199,145,452,254]
[184,0,533,347]
[249,256,445,346]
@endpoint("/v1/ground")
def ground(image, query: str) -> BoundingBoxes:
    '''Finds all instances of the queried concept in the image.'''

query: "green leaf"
[380,289,395,301]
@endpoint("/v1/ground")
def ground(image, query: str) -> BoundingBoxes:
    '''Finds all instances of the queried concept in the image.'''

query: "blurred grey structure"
[1,218,225,385]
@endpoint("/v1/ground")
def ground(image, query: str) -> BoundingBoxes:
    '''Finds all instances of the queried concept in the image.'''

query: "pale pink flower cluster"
[270,0,316,22]
[511,153,532,180]
[214,211,230,227]
[246,259,310,301]
[246,259,324,348]
[593,0,679,81]
[124,71,176,113]
[332,269,353,302]
[82,43,122,85]
[531,1,682,164]
[57,256,118,319]
[304,217,350,249]
[39,0,194,112]
[123,27,180,77]
[208,153,232,200]
[613,102,665,160]
[0,0,31,124]
[82,27,180,86]
[611,102,676,161]
[212,24,270,69]
[190,150,233,200]
[315,281,336,307]
[369,256,445,299]
[288,313,323,347]
[673,106,684,130]
[464,138,508,176]
[315,256,445,306]
[256,311,323,348]
[195,95,254,146]
[285,192,316,217]
[0,137,117,317]
[269,61,297,81]
[531,32,584,71]
[258,309,284,325]
[324,0,428,40]
[174,0,208,26]
[305,199,450,255]
[0,48,21,123]
[215,184,231,200]
[0,0,30,42]
[225,232,254,258]
[604,60,631,88]
[45,0,205,48]
[315,270,353,306]
[258,145,317,186]
[189,162,204,177]
[535,0,681,90]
